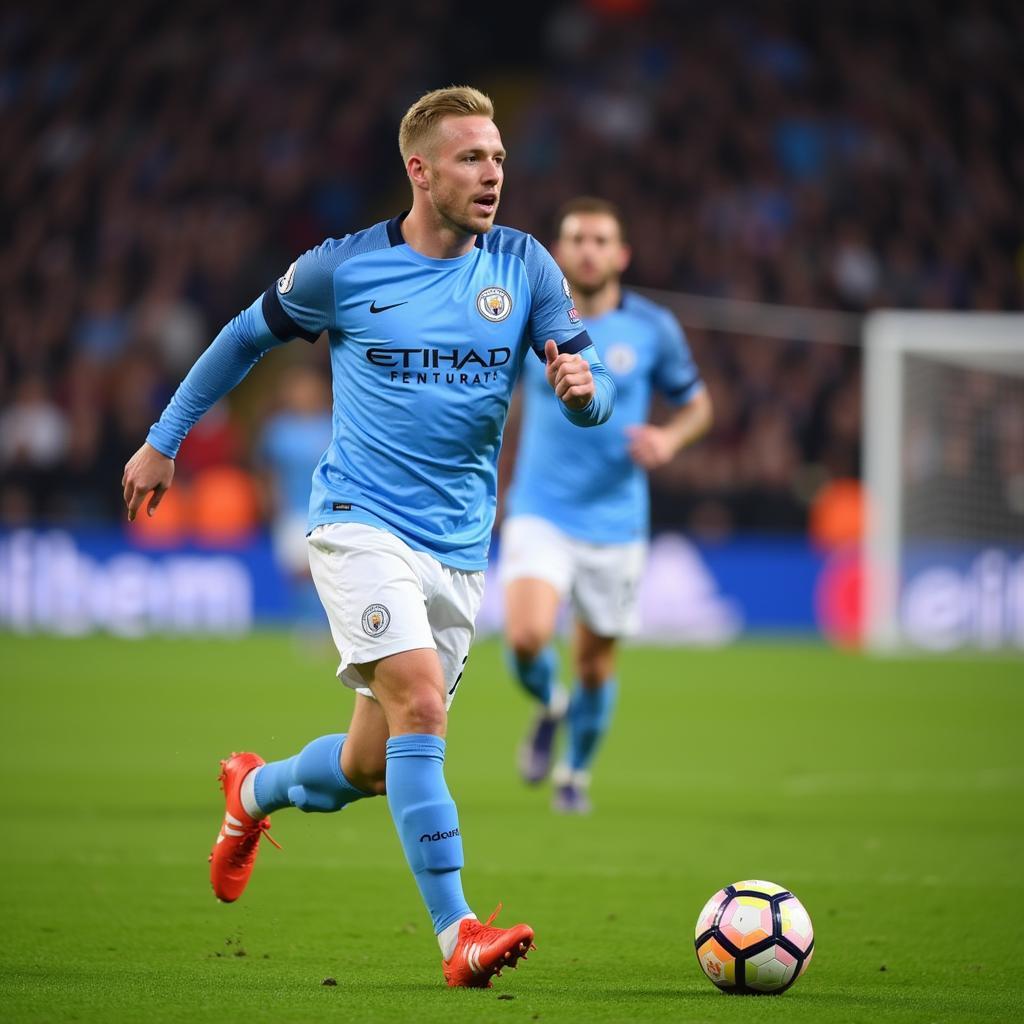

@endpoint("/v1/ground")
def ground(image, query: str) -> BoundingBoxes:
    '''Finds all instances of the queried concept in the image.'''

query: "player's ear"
[407,154,431,191]
[616,243,632,274]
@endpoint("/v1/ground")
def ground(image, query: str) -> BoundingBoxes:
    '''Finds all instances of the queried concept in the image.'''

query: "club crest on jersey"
[605,342,637,375]
[476,286,513,323]
[277,261,297,294]
[561,276,573,300]
[361,603,391,637]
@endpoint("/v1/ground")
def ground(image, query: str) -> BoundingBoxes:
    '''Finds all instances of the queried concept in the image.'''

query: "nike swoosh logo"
[369,300,408,314]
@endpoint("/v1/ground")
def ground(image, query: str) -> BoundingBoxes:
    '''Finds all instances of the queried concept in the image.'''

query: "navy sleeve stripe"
[558,330,592,355]
[662,379,703,403]
[261,286,319,343]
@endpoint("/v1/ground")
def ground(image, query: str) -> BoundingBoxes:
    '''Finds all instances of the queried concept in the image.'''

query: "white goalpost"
[635,292,1024,652]
[863,312,1024,652]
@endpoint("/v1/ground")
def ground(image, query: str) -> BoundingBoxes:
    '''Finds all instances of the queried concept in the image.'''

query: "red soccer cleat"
[208,752,280,903]
[442,905,536,988]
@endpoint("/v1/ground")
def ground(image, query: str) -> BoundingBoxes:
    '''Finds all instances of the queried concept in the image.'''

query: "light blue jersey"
[259,412,333,518]
[148,214,615,570]
[506,289,702,544]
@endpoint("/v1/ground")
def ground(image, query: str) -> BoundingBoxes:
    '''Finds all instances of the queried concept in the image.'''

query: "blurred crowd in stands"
[1,0,1021,543]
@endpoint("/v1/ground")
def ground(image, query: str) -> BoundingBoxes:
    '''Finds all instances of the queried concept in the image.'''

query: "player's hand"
[544,339,595,411]
[122,442,175,522]
[626,424,675,470]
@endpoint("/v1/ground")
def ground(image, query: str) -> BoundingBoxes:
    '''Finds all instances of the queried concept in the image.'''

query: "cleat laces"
[226,819,281,868]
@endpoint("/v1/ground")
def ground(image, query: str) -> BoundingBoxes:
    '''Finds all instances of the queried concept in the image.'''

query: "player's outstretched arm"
[138,245,329,481]
[627,387,713,470]
[146,306,286,460]
[124,301,289,521]
[126,244,334,519]
[543,338,615,427]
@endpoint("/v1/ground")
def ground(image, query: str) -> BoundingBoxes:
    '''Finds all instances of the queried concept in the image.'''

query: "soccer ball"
[694,879,814,994]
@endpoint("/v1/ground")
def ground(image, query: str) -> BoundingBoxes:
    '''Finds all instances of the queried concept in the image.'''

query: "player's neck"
[401,205,477,260]
[574,280,622,320]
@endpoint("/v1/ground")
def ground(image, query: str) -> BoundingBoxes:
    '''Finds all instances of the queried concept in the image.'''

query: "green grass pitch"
[2,633,1022,1023]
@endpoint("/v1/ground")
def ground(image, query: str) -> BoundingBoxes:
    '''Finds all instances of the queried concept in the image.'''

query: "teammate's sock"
[567,679,618,772]
[385,734,473,938]
[547,682,570,719]
[508,645,559,708]
[247,734,371,815]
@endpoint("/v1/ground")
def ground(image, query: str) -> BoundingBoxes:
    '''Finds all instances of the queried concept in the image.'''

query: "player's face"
[555,213,630,295]
[425,116,505,235]
[282,369,328,414]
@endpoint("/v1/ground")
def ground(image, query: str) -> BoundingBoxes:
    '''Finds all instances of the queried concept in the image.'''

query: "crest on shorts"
[476,286,513,322]
[361,603,391,637]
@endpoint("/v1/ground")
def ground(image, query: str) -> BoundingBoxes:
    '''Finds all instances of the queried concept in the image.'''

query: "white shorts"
[498,515,647,638]
[307,523,485,709]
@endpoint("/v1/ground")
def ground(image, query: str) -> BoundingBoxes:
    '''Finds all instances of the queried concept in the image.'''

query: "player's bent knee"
[507,627,550,662]
[578,664,611,688]
[401,710,447,737]
[401,801,464,872]
[391,690,447,736]
[577,646,616,687]
[348,764,387,796]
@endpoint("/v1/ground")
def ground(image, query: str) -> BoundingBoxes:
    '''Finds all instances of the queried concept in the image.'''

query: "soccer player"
[120,87,615,988]
[258,365,332,630]
[500,197,711,813]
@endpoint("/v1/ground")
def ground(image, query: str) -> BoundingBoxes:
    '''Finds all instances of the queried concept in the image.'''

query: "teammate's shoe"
[518,687,568,785]
[553,782,592,814]
[552,765,592,814]
[518,714,560,784]
[442,905,536,988]
[209,752,280,903]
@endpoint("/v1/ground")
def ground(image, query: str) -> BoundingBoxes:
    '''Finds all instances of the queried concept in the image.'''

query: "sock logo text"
[419,828,460,842]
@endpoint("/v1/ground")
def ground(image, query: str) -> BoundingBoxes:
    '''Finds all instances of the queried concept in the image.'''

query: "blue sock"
[253,733,370,814]
[507,645,558,705]
[385,734,471,935]
[567,680,618,772]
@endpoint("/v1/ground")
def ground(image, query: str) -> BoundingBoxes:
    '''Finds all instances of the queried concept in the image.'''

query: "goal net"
[863,312,1024,652]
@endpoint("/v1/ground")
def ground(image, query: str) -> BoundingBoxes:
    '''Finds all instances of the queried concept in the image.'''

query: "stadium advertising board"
[0,529,279,636]
[900,545,1024,651]
[0,528,827,641]
[22,532,1024,649]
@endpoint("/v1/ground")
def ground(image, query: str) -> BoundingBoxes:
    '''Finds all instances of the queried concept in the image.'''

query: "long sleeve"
[557,343,616,427]
[146,298,286,458]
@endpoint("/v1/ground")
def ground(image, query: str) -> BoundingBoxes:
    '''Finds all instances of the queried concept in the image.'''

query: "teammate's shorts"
[272,513,313,575]
[498,514,647,638]
[307,522,484,709]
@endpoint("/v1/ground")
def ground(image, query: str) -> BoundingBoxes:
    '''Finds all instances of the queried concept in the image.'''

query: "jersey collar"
[387,211,485,250]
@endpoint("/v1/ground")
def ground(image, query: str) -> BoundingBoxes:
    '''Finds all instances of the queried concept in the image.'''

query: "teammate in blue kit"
[258,365,332,630]
[500,197,712,813]
[121,88,615,988]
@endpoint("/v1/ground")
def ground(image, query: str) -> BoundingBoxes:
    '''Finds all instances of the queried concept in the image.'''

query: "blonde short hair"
[398,86,494,162]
